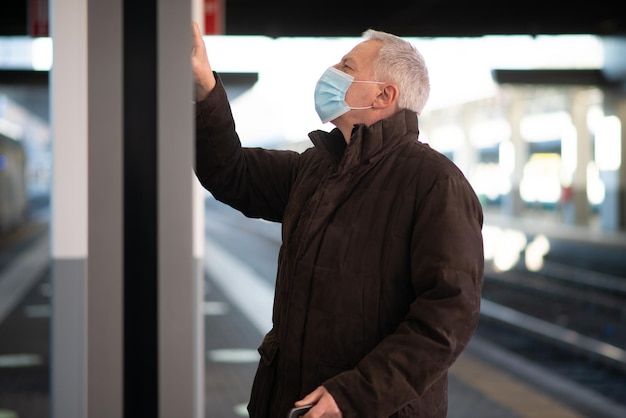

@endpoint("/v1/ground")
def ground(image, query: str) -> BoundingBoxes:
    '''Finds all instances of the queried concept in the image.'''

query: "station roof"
[1,0,625,38]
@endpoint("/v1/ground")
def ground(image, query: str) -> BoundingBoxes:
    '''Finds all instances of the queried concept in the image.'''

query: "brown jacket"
[195,75,484,418]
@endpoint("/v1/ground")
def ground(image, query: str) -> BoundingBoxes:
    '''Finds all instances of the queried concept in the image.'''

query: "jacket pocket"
[248,330,279,418]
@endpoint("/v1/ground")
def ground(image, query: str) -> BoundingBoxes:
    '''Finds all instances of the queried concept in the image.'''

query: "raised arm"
[192,21,216,102]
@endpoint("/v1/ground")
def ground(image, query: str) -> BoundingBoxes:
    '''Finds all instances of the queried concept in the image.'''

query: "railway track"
[478,259,626,412]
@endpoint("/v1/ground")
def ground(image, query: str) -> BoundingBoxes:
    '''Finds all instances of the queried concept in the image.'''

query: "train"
[0,131,28,234]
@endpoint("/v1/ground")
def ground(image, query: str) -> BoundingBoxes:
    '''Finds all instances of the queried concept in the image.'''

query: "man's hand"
[295,386,342,418]
[191,21,216,102]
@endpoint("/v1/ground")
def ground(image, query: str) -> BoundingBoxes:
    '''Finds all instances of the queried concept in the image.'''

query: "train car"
[0,131,28,234]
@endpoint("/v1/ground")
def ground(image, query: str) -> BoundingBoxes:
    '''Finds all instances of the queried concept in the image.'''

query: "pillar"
[51,0,203,416]
[597,90,626,231]
[568,89,594,226]
[501,88,527,217]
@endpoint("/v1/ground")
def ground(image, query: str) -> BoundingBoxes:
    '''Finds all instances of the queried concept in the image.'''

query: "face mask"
[314,66,384,123]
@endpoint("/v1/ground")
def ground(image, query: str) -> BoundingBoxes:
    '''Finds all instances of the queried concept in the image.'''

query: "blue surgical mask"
[314,66,384,123]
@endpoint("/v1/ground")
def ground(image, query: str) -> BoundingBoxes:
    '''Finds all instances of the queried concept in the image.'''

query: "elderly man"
[192,22,484,418]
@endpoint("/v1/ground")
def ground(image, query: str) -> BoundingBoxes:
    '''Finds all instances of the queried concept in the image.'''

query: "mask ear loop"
[347,80,385,110]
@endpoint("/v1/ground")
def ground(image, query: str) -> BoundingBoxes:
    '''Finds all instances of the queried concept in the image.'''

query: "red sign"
[29,0,49,37]
[204,0,224,35]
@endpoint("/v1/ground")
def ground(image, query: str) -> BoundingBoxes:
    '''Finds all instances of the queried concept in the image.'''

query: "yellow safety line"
[450,353,587,418]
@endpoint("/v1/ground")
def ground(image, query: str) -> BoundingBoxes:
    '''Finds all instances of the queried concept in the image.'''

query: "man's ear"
[374,83,399,108]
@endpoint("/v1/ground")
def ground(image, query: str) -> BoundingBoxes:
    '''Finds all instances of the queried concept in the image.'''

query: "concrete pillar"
[51,0,203,417]
[458,105,479,177]
[597,90,626,231]
[50,0,90,415]
[567,89,594,226]
[155,0,201,415]
[191,5,207,417]
[502,88,527,217]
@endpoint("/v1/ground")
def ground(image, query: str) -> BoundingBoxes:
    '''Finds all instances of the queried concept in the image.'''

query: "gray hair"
[362,29,430,115]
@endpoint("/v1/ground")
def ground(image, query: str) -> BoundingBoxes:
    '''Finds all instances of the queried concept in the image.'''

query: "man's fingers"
[191,21,216,100]
[192,22,200,46]
[295,386,324,407]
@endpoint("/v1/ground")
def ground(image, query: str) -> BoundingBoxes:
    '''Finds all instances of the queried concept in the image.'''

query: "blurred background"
[1,1,625,418]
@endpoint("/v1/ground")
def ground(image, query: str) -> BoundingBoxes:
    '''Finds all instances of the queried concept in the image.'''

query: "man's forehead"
[340,47,360,62]
[341,40,377,64]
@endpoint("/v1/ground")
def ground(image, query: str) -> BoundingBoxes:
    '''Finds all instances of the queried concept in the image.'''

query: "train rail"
[479,259,626,411]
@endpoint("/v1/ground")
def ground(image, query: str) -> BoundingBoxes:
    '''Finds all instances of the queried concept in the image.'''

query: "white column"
[191,3,207,418]
[502,88,527,217]
[598,90,626,231]
[50,0,89,416]
[52,0,203,416]
[569,89,593,226]
[158,0,203,416]
[87,0,124,416]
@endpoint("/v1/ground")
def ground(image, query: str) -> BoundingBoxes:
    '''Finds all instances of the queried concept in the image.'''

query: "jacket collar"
[309,109,420,171]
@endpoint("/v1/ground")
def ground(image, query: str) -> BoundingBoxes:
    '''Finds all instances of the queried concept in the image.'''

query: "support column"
[50,0,89,416]
[597,90,626,231]
[458,105,480,178]
[568,89,594,226]
[502,88,527,217]
[156,0,201,415]
[52,0,202,416]
[620,96,626,231]
[191,4,207,418]
[87,0,124,416]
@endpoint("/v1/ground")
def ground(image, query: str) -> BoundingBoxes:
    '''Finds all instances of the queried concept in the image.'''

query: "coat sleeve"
[324,173,485,418]
[195,73,300,222]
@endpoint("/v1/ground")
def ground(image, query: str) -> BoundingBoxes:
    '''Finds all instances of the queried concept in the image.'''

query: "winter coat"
[195,74,485,418]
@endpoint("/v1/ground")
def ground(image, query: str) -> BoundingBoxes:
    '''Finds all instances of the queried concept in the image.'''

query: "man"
[192,22,484,418]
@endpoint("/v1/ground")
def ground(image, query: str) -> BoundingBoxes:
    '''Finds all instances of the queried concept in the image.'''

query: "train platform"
[483,207,626,250]
[481,208,626,281]
[1,204,626,417]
